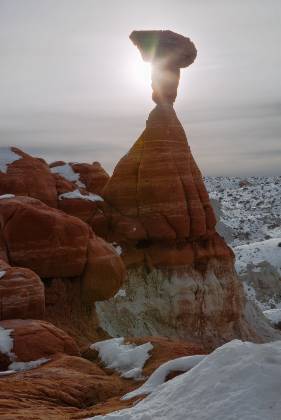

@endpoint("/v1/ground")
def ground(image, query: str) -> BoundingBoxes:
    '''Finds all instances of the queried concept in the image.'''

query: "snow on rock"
[0,147,21,173]
[114,289,126,298]
[59,189,103,202]
[234,238,281,276]
[263,309,281,326]
[50,163,80,182]
[123,354,205,400]
[0,370,15,376]
[111,243,122,256]
[51,162,87,188]
[0,270,6,279]
[0,326,14,358]
[8,357,49,372]
[91,337,153,379]
[0,194,15,200]
[91,340,281,420]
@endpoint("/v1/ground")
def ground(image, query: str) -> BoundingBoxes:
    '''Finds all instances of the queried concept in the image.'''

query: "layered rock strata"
[0,195,126,341]
[95,31,273,347]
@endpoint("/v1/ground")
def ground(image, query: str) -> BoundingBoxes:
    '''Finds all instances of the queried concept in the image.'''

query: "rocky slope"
[206,176,281,313]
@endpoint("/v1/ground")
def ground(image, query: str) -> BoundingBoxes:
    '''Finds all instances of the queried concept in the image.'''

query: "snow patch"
[59,189,103,202]
[50,163,79,182]
[0,147,21,173]
[0,327,14,357]
[0,194,15,200]
[0,370,15,376]
[114,289,126,298]
[263,309,281,326]
[91,339,281,420]
[111,243,122,256]
[91,337,153,380]
[8,357,49,372]
[234,238,281,276]
[123,354,205,400]
[51,163,88,188]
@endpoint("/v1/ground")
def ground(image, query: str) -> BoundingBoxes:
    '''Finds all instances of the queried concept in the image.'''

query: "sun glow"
[129,58,151,90]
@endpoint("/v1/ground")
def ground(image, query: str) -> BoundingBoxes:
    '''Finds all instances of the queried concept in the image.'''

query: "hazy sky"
[0,0,280,175]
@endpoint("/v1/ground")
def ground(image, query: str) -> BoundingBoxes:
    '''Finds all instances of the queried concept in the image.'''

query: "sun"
[129,58,151,90]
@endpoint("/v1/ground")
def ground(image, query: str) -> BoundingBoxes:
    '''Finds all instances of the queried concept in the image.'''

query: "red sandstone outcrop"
[0,147,57,207]
[0,196,125,300]
[0,320,79,367]
[58,193,100,224]
[72,162,110,194]
[0,194,125,346]
[0,259,44,321]
[50,160,109,195]
[0,195,89,277]
[49,160,109,226]
[0,353,139,419]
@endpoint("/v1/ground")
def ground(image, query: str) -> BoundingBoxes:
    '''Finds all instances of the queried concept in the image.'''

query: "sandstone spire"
[94,31,276,347]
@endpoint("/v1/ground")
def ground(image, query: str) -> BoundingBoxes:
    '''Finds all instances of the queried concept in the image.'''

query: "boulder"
[0,259,44,321]
[0,319,79,368]
[82,237,126,302]
[58,195,99,224]
[0,196,125,303]
[0,195,90,278]
[0,147,57,207]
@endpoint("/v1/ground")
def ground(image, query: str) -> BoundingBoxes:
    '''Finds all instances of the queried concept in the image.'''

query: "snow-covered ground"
[205,176,281,247]
[263,309,281,327]
[90,339,281,420]
[235,239,281,276]
[205,176,281,311]
[92,337,153,380]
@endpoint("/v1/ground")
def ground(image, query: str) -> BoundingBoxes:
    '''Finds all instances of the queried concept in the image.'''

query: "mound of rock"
[0,195,125,342]
[0,195,124,297]
[50,160,109,195]
[0,259,44,321]
[0,147,57,207]
[0,319,79,370]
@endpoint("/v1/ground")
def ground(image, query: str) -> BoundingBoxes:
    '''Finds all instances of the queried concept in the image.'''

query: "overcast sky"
[0,0,280,175]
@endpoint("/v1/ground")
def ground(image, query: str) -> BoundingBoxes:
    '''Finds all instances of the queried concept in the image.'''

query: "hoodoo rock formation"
[95,30,272,347]
[130,30,197,104]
